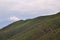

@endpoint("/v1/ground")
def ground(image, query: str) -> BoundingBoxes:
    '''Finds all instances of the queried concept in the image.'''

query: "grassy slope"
[0,12,60,40]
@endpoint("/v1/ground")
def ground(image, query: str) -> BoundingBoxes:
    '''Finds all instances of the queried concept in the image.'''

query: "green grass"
[0,12,60,40]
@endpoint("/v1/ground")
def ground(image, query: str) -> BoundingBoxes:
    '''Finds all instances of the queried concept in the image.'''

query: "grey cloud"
[0,0,60,14]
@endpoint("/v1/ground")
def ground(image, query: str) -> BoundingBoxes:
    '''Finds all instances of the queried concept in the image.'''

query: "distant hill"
[0,12,60,40]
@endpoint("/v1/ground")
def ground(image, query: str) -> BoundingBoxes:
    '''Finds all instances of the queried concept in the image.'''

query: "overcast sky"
[0,0,60,28]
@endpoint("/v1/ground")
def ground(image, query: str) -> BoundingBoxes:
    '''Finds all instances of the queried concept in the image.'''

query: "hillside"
[0,12,60,40]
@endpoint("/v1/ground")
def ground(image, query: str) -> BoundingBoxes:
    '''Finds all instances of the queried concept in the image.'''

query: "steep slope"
[0,12,60,40]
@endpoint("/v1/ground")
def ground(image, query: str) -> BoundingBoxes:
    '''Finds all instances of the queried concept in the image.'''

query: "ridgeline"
[0,12,60,40]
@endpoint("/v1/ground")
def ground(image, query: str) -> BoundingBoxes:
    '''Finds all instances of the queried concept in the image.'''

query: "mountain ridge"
[0,12,60,40]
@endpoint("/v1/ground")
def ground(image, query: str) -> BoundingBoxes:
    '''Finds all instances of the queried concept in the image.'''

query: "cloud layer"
[0,0,60,28]
[0,0,60,13]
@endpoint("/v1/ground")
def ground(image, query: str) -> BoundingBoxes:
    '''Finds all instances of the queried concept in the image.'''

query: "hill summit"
[0,12,60,40]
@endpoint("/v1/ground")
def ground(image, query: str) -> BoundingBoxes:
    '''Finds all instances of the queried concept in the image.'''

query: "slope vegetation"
[0,12,60,40]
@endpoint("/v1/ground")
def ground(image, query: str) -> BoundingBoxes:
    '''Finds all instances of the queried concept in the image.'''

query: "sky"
[0,0,60,28]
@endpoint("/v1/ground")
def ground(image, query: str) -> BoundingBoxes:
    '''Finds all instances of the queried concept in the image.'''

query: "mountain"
[0,12,60,40]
